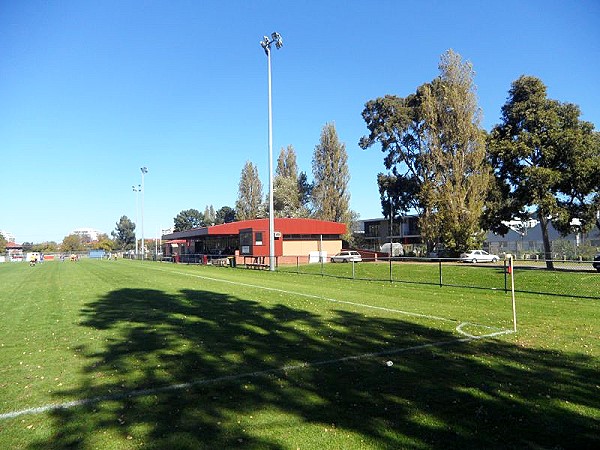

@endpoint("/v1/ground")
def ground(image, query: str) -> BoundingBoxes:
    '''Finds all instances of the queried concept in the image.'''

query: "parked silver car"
[330,250,362,263]
[459,250,500,263]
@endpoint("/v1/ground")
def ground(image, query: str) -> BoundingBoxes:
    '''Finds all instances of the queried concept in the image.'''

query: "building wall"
[282,239,342,259]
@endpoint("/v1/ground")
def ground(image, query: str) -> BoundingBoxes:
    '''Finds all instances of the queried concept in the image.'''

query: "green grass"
[0,259,598,449]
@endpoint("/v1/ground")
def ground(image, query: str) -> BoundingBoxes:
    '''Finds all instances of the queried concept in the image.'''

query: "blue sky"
[1,0,599,243]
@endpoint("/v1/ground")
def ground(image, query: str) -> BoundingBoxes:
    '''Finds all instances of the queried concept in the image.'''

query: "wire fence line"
[275,256,600,300]
[118,252,600,300]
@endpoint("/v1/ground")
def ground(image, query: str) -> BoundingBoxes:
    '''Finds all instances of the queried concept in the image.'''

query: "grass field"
[0,259,598,449]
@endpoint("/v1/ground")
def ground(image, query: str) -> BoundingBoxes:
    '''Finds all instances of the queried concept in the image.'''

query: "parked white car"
[459,250,499,263]
[330,250,362,263]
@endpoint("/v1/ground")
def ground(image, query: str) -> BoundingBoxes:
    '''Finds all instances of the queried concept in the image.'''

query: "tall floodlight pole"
[260,32,283,272]
[389,194,393,280]
[140,166,148,260]
[132,185,141,257]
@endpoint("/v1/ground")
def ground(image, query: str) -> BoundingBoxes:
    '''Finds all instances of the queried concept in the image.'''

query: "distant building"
[356,215,422,253]
[356,215,600,258]
[5,241,24,261]
[487,220,600,258]
[71,228,103,242]
[0,230,16,243]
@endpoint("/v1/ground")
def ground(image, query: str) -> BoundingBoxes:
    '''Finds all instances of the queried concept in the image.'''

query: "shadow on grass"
[30,287,599,449]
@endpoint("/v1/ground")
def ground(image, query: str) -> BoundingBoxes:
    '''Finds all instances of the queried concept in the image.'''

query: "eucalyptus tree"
[361,50,491,254]
[488,75,600,268]
[235,160,265,220]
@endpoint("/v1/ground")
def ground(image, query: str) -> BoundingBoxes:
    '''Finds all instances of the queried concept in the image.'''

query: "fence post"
[439,259,443,287]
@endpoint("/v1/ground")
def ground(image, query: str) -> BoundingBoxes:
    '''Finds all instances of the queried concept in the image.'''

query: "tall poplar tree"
[311,123,353,231]
[419,50,491,252]
[235,161,264,220]
[273,145,310,217]
[203,205,216,225]
[361,50,490,254]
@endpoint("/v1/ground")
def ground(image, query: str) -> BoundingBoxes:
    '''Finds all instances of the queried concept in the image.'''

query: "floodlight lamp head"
[260,36,270,55]
[272,32,283,49]
[141,166,148,174]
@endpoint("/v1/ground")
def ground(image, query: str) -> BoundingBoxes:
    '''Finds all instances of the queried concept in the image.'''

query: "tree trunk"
[539,212,554,270]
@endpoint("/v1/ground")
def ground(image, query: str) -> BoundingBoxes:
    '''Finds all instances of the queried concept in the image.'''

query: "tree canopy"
[215,206,236,224]
[92,234,115,251]
[61,234,84,253]
[173,209,204,232]
[488,75,600,267]
[273,145,311,218]
[312,123,352,222]
[111,215,136,250]
[360,50,490,254]
[203,205,216,226]
[32,241,60,253]
[0,233,7,253]
[311,123,355,241]
[235,161,264,221]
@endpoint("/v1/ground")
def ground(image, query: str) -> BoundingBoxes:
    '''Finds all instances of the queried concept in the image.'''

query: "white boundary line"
[155,268,514,339]
[0,265,515,421]
[0,328,514,421]
[153,267,508,332]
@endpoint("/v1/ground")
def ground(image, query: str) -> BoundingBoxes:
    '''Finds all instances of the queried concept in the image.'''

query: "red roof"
[5,242,22,248]
[164,218,346,239]
[207,218,346,236]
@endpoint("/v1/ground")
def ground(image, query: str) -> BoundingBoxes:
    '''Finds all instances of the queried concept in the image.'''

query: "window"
[365,223,380,237]
[255,232,263,245]
[240,232,252,247]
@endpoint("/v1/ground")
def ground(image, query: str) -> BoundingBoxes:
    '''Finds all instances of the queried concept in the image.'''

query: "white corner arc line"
[456,322,515,339]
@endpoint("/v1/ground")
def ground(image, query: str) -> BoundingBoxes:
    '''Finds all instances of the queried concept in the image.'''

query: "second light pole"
[132,184,141,257]
[140,166,148,260]
[260,32,283,271]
